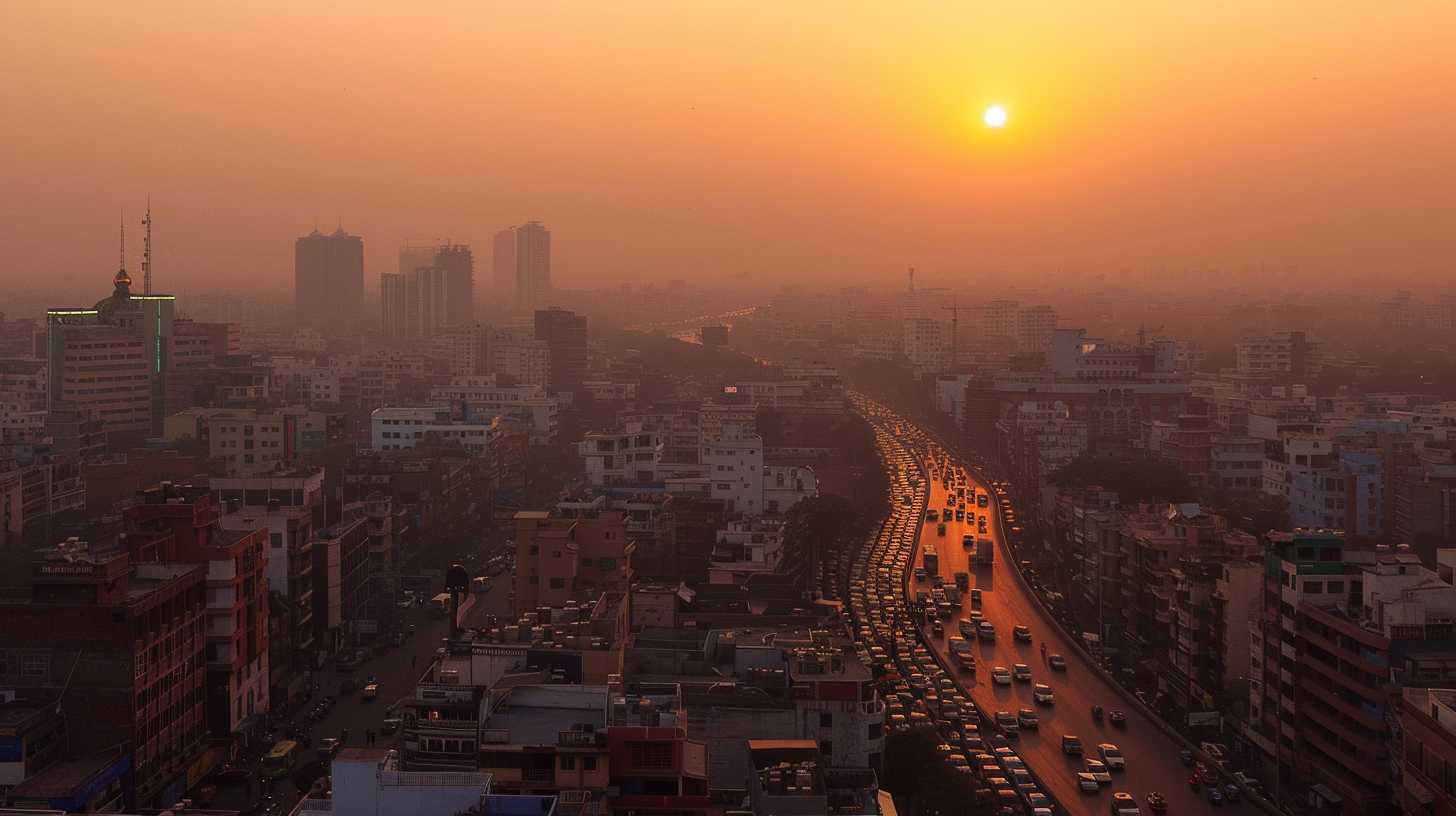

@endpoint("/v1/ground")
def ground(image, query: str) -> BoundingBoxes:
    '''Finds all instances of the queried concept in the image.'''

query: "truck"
[923,547,939,575]
[954,571,970,590]
[972,539,994,568]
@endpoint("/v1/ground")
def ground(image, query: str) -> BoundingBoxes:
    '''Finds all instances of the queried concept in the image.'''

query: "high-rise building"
[46,262,175,438]
[433,244,474,325]
[534,306,586,396]
[492,227,516,299]
[380,272,408,338]
[294,228,364,332]
[514,221,551,311]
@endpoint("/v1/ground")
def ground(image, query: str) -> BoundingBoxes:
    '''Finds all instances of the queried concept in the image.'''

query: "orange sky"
[2,2,1453,297]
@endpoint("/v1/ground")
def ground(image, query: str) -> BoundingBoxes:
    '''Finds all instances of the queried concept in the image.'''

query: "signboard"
[1188,711,1221,728]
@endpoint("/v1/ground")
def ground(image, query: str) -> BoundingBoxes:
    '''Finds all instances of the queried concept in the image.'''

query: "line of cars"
[845,397,1057,816]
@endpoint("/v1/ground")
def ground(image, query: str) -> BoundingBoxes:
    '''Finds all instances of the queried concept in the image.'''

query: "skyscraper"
[534,307,586,396]
[434,244,474,325]
[492,227,516,299]
[47,254,175,438]
[515,221,551,311]
[294,228,364,332]
[380,272,408,338]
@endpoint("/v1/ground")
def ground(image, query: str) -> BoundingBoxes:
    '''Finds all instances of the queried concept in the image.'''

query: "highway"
[846,396,1214,816]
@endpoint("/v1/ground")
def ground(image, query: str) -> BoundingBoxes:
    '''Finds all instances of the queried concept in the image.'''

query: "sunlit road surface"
[909,439,1211,816]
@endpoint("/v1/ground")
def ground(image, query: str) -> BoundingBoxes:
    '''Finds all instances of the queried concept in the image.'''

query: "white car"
[1033,683,1055,704]
[1012,663,1032,682]
[1076,772,1101,793]
[992,666,1012,685]
[1098,743,1126,771]
[1084,759,1112,784]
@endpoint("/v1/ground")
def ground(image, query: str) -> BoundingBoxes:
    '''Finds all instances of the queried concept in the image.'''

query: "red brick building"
[0,539,206,808]
[124,483,270,741]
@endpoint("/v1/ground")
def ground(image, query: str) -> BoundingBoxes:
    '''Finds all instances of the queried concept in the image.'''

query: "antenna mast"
[118,211,126,274]
[142,198,153,293]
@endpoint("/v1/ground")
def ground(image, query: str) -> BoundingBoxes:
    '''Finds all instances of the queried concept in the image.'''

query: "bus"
[261,740,301,780]
[429,593,453,619]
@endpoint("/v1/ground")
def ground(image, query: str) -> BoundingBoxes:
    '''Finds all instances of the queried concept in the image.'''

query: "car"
[970,588,982,605]
[1098,743,1125,770]
[1146,792,1168,812]
[1223,784,1241,802]
[363,682,379,700]
[1085,759,1112,784]
[1033,683,1055,704]
[1012,663,1032,682]
[1109,709,1127,727]
[1013,624,1033,642]
[978,621,997,641]
[1017,709,1039,729]
[1092,705,1104,721]
[995,711,1019,734]
[992,666,1012,685]
[316,737,342,760]
[1048,653,1066,671]
[959,619,977,638]
[914,568,928,582]
[1077,772,1101,793]
[381,717,401,734]
[931,620,944,637]
[1026,792,1052,812]
[1207,786,1224,806]
[1063,735,1084,755]
[1111,791,1140,815]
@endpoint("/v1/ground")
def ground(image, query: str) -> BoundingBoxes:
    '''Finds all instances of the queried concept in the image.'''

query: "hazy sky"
[2,2,1453,299]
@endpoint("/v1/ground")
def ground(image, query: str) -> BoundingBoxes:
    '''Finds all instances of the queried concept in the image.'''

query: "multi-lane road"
[848,397,1215,816]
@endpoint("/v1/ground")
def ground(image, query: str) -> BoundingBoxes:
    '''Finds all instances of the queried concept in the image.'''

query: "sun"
[983,104,1008,129]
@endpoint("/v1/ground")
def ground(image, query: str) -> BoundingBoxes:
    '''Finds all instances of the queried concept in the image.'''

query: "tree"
[1048,454,1196,505]
[880,727,993,815]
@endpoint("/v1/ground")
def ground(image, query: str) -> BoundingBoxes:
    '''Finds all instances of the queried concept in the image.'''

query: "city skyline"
[3,3,1454,296]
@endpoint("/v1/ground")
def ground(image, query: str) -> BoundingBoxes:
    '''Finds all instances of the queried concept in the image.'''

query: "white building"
[579,424,664,487]
[709,519,785,584]
[488,328,551,389]
[429,376,561,443]
[164,406,332,476]
[293,748,558,816]
[902,317,949,373]
[703,430,766,515]
[371,406,495,454]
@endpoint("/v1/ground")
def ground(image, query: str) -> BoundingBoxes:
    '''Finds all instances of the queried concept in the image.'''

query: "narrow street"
[209,580,514,815]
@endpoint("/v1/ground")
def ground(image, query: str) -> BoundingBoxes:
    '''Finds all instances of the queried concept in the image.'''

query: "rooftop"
[483,685,608,746]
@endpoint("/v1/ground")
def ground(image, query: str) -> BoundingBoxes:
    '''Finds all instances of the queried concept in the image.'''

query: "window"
[868,722,882,740]
[820,712,832,727]
[549,578,566,590]
[560,755,576,770]
[820,740,833,756]
[21,653,48,680]
[598,558,616,571]
[582,755,597,771]
[1327,580,1345,594]
[1304,581,1323,594]
[271,533,283,549]
[630,741,674,769]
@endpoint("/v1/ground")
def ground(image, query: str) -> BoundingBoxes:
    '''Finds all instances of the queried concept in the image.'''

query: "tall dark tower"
[434,243,475,326]
[294,228,365,333]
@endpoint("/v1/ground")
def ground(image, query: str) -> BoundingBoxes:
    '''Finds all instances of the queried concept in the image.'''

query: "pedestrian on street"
[341,728,349,745]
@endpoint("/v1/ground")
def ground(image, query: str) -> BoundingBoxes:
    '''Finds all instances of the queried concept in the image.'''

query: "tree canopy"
[1048,454,1196,505]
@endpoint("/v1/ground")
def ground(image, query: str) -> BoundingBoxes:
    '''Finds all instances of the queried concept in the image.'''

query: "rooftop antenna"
[118,209,126,274]
[907,267,916,294]
[141,197,153,294]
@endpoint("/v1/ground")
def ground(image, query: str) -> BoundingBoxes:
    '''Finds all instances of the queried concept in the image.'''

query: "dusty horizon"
[2,3,1453,297]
